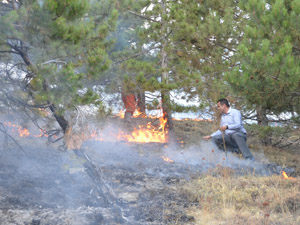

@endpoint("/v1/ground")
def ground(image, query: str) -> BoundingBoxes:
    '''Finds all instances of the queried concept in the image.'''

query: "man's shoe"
[245,156,255,161]
[233,148,240,154]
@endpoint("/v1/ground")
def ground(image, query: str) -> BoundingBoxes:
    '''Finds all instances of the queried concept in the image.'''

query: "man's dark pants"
[212,132,253,159]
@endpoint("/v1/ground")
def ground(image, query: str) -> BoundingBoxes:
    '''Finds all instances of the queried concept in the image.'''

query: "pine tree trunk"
[42,80,69,133]
[48,103,69,133]
[137,91,146,114]
[161,0,173,136]
[20,49,69,133]
[256,106,272,146]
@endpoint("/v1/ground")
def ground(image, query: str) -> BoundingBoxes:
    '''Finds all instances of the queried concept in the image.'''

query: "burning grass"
[182,168,300,225]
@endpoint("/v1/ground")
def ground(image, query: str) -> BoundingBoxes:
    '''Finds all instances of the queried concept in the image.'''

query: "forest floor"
[0,116,299,225]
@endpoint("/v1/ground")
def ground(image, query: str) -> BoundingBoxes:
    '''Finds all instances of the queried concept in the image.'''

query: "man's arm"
[203,129,222,140]
[203,135,211,140]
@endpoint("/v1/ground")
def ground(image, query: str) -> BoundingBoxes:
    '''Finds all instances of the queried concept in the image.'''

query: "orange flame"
[18,127,30,137]
[120,115,168,143]
[117,110,125,118]
[281,171,296,180]
[4,122,48,138]
[4,122,30,137]
[117,109,159,119]
[161,156,174,163]
[133,110,147,118]
[4,111,169,144]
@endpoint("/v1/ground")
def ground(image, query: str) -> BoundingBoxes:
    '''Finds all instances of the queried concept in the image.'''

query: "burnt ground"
[0,118,296,225]
[0,138,200,225]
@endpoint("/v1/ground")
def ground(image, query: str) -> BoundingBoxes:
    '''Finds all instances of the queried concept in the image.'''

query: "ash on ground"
[0,135,289,225]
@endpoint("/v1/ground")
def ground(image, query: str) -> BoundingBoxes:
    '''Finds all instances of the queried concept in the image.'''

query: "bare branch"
[41,59,67,65]
[0,122,25,152]
[0,50,19,54]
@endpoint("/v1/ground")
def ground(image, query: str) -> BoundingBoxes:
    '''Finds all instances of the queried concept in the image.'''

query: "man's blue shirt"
[211,107,247,137]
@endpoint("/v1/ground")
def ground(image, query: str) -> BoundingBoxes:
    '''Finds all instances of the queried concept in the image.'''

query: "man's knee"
[232,132,246,142]
[212,135,223,145]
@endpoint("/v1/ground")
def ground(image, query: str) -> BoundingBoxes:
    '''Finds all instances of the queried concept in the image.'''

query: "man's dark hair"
[217,98,230,107]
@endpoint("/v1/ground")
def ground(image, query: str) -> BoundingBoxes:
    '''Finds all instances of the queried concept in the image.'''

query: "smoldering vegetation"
[0,118,293,225]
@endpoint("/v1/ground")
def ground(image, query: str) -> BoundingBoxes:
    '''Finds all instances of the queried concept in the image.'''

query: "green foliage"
[0,10,19,40]
[50,16,92,43]
[45,0,89,20]
[227,0,300,116]
[0,0,118,122]
[247,123,295,146]
[108,0,242,118]
[96,102,112,119]
[77,88,100,105]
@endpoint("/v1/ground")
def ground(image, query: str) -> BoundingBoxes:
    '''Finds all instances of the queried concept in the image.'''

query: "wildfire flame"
[117,110,125,119]
[161,156,174,163]
[133,110,146,118]
[3,110,168,144]
[3,122,48,138]
[117,109,159,119]
[4,122,29,137]
[281,171,296,180]
[119,115,168,143]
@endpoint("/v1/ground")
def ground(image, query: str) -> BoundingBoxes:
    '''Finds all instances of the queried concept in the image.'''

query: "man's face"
[217,102,226,114]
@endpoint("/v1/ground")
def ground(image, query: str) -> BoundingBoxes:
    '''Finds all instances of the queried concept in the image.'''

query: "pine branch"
[206,38,236,53]
[127,10,161,23]
[6,41,32,66]
[112,45,159,65]
[112,51,144,65]
[292,45,300,52]
[290,92,300,96]
[4,93,51,109]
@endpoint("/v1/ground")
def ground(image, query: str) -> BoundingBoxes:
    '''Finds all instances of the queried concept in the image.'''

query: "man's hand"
[203,135,212,140]
[220,125,228,132]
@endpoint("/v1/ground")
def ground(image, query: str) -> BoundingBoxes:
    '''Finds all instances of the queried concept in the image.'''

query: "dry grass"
[256,146,300,176]
[181,168,300,225]
[173,120,214,147]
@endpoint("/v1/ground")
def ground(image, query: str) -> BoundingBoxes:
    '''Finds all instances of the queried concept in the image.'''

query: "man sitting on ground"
[203,98,254,160]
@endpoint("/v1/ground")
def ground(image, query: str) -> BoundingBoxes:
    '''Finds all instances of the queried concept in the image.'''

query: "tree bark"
[160,0,173,136]
[48,103,69,133]
[137,91,146,114]
[256,106,272,146]
[11,42,69,133]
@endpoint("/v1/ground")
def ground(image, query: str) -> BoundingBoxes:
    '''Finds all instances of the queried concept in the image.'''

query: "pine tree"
[226,0,300,142]
[0,0,117,133]
[100,1,149,114]
[167,0,245,109]
[119,0,243,133]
